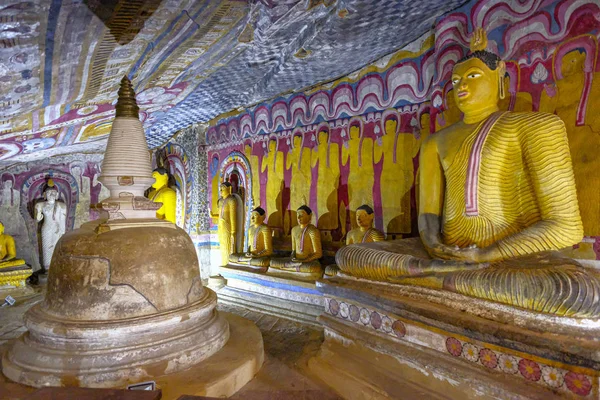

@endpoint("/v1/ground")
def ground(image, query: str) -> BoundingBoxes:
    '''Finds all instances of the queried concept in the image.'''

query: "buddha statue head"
[356,204,375,229]
[451,28,505,122]
[251,207,266,227]
[297,205,312,227]
[44,180,59,203]
[151,168,169,190]
[220,182,232,199]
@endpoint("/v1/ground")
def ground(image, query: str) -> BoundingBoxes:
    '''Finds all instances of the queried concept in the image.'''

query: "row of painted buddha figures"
[223,190,385,277]
[216,29,600,319]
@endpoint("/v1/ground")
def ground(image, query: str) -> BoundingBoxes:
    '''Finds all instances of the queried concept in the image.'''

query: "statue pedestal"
[217,266,324,326]
[0,264,32,291]
[309,277,600,399]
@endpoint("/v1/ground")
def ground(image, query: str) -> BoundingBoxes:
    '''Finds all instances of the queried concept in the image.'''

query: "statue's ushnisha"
[334,29,600,318]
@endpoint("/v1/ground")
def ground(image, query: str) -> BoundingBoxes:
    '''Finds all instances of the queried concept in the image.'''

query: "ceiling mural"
[0,0,468,164]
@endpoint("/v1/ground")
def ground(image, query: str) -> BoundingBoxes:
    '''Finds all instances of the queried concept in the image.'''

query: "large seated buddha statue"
[334,29,600,318]
[270,205,323,278]
[228,207,273,272]
[0,221,32,288]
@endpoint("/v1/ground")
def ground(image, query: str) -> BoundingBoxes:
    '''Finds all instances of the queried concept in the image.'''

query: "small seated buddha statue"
[0,222,26,269]
[334,29,600,318]
[346,205,385,245]
[270,205,323,278]
[0,221,32,288]
[147,168,176,224]
[228,207,273,272]
[326,204,385,277]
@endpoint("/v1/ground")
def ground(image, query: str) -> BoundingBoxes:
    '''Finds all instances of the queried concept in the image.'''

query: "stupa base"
[153,312,263,399]
[2,289,231,389]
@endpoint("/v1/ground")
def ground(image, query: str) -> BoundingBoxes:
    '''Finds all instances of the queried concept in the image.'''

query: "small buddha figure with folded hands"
[334,29,600,318]
[228,207,273,272]
[346,205,385,245]
[270,205,323,277]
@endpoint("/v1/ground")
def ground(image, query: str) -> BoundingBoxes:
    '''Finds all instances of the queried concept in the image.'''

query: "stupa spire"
[97,76,161,225]
[115,76,139,118]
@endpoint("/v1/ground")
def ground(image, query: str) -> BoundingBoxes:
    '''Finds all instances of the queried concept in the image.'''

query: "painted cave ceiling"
[0,0,469,164]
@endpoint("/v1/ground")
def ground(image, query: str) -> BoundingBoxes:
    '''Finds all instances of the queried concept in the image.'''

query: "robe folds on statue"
[335,111,600,318]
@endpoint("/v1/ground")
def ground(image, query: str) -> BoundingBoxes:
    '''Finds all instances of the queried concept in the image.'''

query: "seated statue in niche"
[147,168,177,224]
[270,205,323,277]
[228,207,273,272]
[0,221,32,288]
[0,222,26,269]
[35,180,67,272]
[333,29,600,318]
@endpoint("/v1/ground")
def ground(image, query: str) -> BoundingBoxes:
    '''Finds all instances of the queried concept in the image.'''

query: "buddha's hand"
[445,244,501,263]
[426,242,464,260]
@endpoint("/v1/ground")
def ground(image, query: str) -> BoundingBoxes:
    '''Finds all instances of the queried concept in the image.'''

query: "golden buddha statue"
[0,221,31,288]
[147,168,176,224]
[334,29,600,318]
[325,204,385,277]
[212,182,238,266]
[270,205,323,277]
[345,205,385,245]
[0,222,25,268]
[228,207,273,272]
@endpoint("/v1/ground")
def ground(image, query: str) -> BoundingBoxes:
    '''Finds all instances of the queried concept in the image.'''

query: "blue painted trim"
[42,0,62,107]
[221,271,321,295]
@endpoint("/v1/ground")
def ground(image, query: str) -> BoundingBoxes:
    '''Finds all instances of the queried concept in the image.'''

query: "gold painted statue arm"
[1,236,16,261]
[417,136,452,258]
[495,115,584,258]
[227,198,237,252]
[290,228,297,258]
[254,226,273,257]
[298,227,322,262]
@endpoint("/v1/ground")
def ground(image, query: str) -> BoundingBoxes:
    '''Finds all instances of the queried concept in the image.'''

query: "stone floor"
[0,287,341,400]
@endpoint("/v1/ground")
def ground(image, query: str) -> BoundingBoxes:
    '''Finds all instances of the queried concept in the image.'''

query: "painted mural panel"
[206,0,600,262]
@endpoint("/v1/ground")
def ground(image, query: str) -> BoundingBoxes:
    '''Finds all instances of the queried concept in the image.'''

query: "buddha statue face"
[220,184,232,199]
[297,209,311,226]
[151,170,168,190]
[452,57,502,115]
[250,211,265,226]
[45,189,58,203]
[356,209,374,229]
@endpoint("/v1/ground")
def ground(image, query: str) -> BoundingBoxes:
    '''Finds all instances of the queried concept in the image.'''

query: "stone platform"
[309,276,600,399]
[217,266,324,326]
